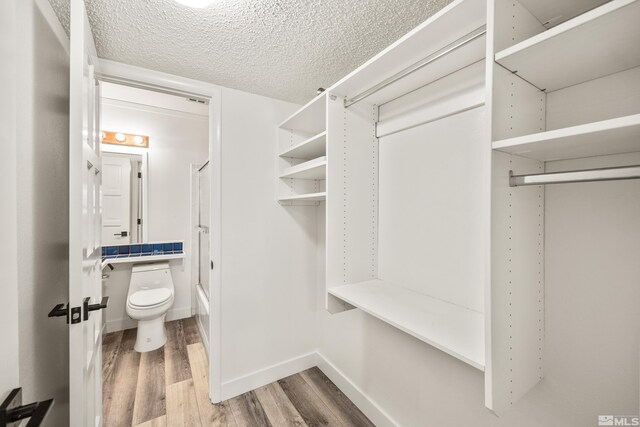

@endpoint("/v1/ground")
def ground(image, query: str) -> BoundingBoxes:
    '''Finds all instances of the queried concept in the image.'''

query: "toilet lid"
[129,288,172,307]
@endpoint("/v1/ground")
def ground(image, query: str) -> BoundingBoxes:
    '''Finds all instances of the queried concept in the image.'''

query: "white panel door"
[102,155,131,245]
[69,0,103,426]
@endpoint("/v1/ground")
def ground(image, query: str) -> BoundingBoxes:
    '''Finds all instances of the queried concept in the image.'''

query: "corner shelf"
[278,92,326,134]
[280,156,327,180]
[329,280,485,370]
[279,131,327,159]
[495,0,640,92]
[492,114,640,161]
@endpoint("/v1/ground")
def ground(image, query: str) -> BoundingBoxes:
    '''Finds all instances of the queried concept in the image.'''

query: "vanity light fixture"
[101,131,149,148]
[175,0,215,8]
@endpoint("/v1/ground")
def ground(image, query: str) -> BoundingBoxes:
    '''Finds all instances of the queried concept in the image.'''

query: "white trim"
[316,352,398,427]
[34,0,69,55]
[220,352,319,401]
[105,306,192,334]
[101,98,209,120]
[96,59,223,403]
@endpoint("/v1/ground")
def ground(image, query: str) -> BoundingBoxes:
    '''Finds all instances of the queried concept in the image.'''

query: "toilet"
[126,263,175,352]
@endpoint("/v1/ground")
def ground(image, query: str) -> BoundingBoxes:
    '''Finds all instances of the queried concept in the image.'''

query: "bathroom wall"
[100,86,208,332]
[14,0,70,425]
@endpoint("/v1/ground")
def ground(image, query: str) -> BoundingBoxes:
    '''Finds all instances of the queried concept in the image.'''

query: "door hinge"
[0,388,54,427]
[138,172,142,178]
[137,218,142,225]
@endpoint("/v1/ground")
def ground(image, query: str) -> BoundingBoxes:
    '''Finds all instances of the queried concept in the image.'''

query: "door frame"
[95,59,224,402]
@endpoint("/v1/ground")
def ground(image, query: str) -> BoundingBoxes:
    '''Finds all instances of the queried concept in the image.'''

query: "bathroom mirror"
[101,149,148,245]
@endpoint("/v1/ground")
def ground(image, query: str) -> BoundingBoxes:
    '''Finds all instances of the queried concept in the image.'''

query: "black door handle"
[114,231,128,237]
[47,304,67,318]
[0,388,54,427]
[83,296,109,321]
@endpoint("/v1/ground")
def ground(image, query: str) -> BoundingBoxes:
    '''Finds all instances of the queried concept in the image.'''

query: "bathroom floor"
[103,318,374,426]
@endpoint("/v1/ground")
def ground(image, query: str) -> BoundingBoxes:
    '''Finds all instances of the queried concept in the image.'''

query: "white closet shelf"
[278,92,326,134]
[492,114,640,161]
[328,0,486,106]
[495,0,640,92]
[279,131,327,159]
[328,279,485,370]
[280,156,327,180]
[278,192,326,203]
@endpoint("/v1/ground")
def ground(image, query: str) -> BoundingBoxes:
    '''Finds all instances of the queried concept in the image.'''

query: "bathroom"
[99,82,211,424]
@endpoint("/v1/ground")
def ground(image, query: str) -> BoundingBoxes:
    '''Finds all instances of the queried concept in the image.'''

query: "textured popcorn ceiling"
[48,0,452,104]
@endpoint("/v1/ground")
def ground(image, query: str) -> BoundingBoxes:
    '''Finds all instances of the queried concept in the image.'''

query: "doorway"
[99,81,212,425]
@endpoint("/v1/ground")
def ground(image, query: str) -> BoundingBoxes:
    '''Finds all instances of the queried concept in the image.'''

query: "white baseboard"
[315,352,398,427]
[217,350,396,426]
[220,352,319,401]
[105,306,192,333]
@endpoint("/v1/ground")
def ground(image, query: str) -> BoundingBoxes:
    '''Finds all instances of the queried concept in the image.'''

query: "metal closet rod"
[344,25,487,108]
[509,165,640,187]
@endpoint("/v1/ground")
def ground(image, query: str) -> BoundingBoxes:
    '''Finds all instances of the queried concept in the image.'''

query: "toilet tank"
[130,263,173,289]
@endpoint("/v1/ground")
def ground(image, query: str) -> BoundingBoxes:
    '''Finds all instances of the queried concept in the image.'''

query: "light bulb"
[115,133,126,142]
[175,0,215,8]
[134,135,144,145]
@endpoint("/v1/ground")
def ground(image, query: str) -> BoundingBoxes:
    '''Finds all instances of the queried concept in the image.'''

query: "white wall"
[0,0,19,401]
[100,90,208,332]
[15,0,70,425]
[218,87,319,395]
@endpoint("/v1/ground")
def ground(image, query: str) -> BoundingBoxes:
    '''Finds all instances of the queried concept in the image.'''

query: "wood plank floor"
[103,318,375,427]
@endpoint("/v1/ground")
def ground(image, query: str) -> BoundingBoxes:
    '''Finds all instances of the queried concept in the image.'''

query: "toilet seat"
[128,288,173,308]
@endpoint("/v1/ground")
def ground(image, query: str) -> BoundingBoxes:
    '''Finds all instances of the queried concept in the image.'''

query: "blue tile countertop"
[102,242,184,263]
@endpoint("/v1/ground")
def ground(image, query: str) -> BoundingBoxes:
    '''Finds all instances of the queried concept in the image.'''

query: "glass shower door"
[198,161,210,298]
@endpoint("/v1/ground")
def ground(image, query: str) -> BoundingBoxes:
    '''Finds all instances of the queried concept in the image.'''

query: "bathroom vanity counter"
[101,242,186,269]
[101,251,186,269]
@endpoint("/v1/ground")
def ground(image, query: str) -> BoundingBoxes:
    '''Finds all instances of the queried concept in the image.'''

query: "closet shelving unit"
[323,0,489,373]
[488,0,640,415]
[275,0,639,416]
[277,92,327,206]
[492,0,640,161]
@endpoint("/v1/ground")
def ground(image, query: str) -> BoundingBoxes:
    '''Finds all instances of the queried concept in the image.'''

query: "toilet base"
[134,315,167,352]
